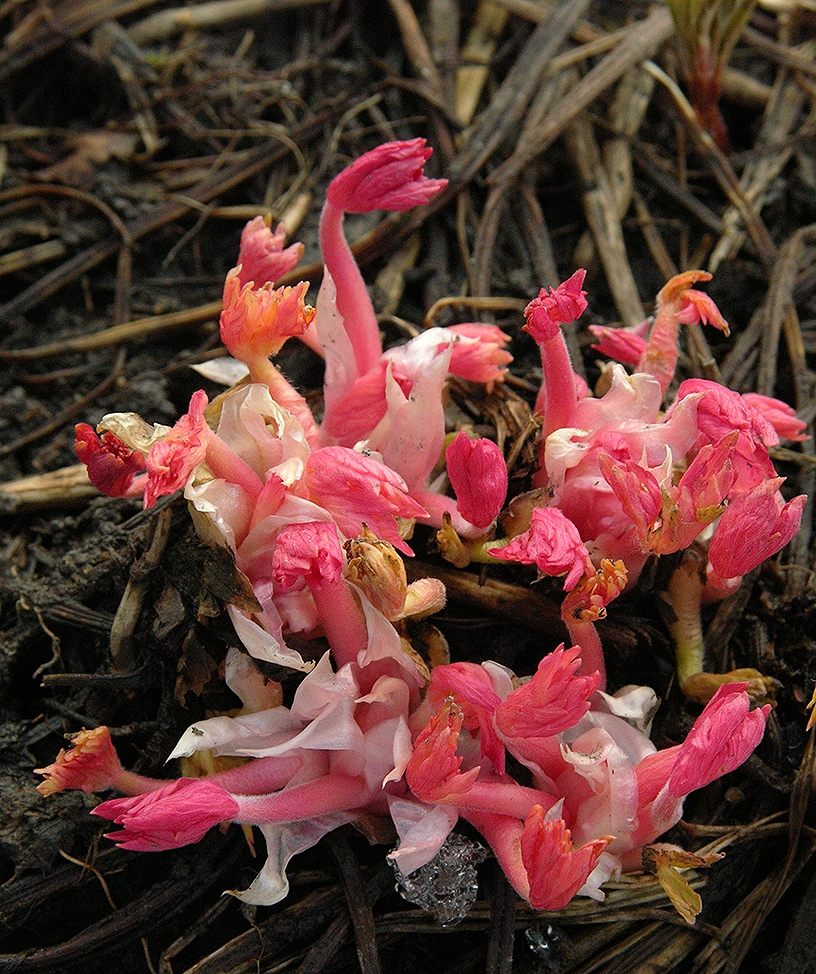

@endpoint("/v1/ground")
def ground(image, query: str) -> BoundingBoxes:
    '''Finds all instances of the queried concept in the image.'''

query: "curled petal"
[524,269,588,341]
[446,432,507,529]
[272,521,344,593]
[445,324,512,391]
[75,424,145,497]
[708,479,806,582]
[489,507,589,591]
[144,390,210,508]
[326,139,447,213]
[304,446,427,555]
[742,393,808,442]
[589,322,649,365]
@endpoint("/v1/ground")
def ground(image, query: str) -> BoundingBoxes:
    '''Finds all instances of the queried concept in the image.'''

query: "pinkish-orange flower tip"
[36,726,122,795]
[326,139,448,214]
[406,700,479,802]
[220,272,315,362]
[495,644,600,741]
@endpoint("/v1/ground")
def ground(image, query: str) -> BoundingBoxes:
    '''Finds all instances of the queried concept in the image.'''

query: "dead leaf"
[35,131,139,186]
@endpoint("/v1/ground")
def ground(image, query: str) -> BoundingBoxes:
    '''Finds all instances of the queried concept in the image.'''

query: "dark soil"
[1,2,816,973]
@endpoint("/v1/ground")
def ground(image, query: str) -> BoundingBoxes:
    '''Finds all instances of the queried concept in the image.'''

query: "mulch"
[1,1,815,972]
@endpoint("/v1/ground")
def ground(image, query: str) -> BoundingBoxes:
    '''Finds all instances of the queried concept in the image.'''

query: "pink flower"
[426,662,506,773]
[326,139,448,214]
[93,778,240,851]
[489,507,590,590]
[524,270,588,341]
[742,393,808,442]
[707,478,806,583]
[522,272,587,441]
[235,216,304,289]
[406,701,480,803]
[632,683,769,850]
[75,424,145,497]
[271,521,367,669]
[667,683,769,796]
[220,270,315,362]
[445,324,512,391]
[521,808,611,911]
[304,446,427,555]
[318,143,446,380]
[446,432,507,529]
[144,390,210,508]
[495,645,600,750]
[272,521,344,592]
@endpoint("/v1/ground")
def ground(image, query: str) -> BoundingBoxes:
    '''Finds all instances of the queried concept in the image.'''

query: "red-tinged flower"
[742,393,809,442]
[488,507,590,591]
[445,324,513,391]
[632,683,769,850]
[35,726,123,796]
[93,778,240,851]
[707,478,806,583]
[144,390,210,508]
[221,270,315,362]
[326,138,448,214]
[495,644,600,745]
[272,521,344,593]
[667,683,770,797]
[405,701,480,803]
[589,321,649,365]
[426,662,506,774]
[235,216,304,289]
[304,446,427,555]
[446,432,507,529]
[75,423,145,497]
[524,270,588,342]
[597,452,663,544]
[520,808,612,911]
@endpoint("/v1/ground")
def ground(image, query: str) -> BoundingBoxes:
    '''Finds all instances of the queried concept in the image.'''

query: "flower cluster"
[44,140,805,919]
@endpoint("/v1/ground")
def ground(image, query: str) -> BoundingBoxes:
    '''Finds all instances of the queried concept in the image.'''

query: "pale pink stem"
[563,618,606,692]
[463,810,529,900]
[445,776,559,820]
[248,354,320,447]
[319,201,382,376]
[111,755,303,797]
[310,580,369,669]
[536,328,577,440]
[233,772,372,823]
[203,432,264,501]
